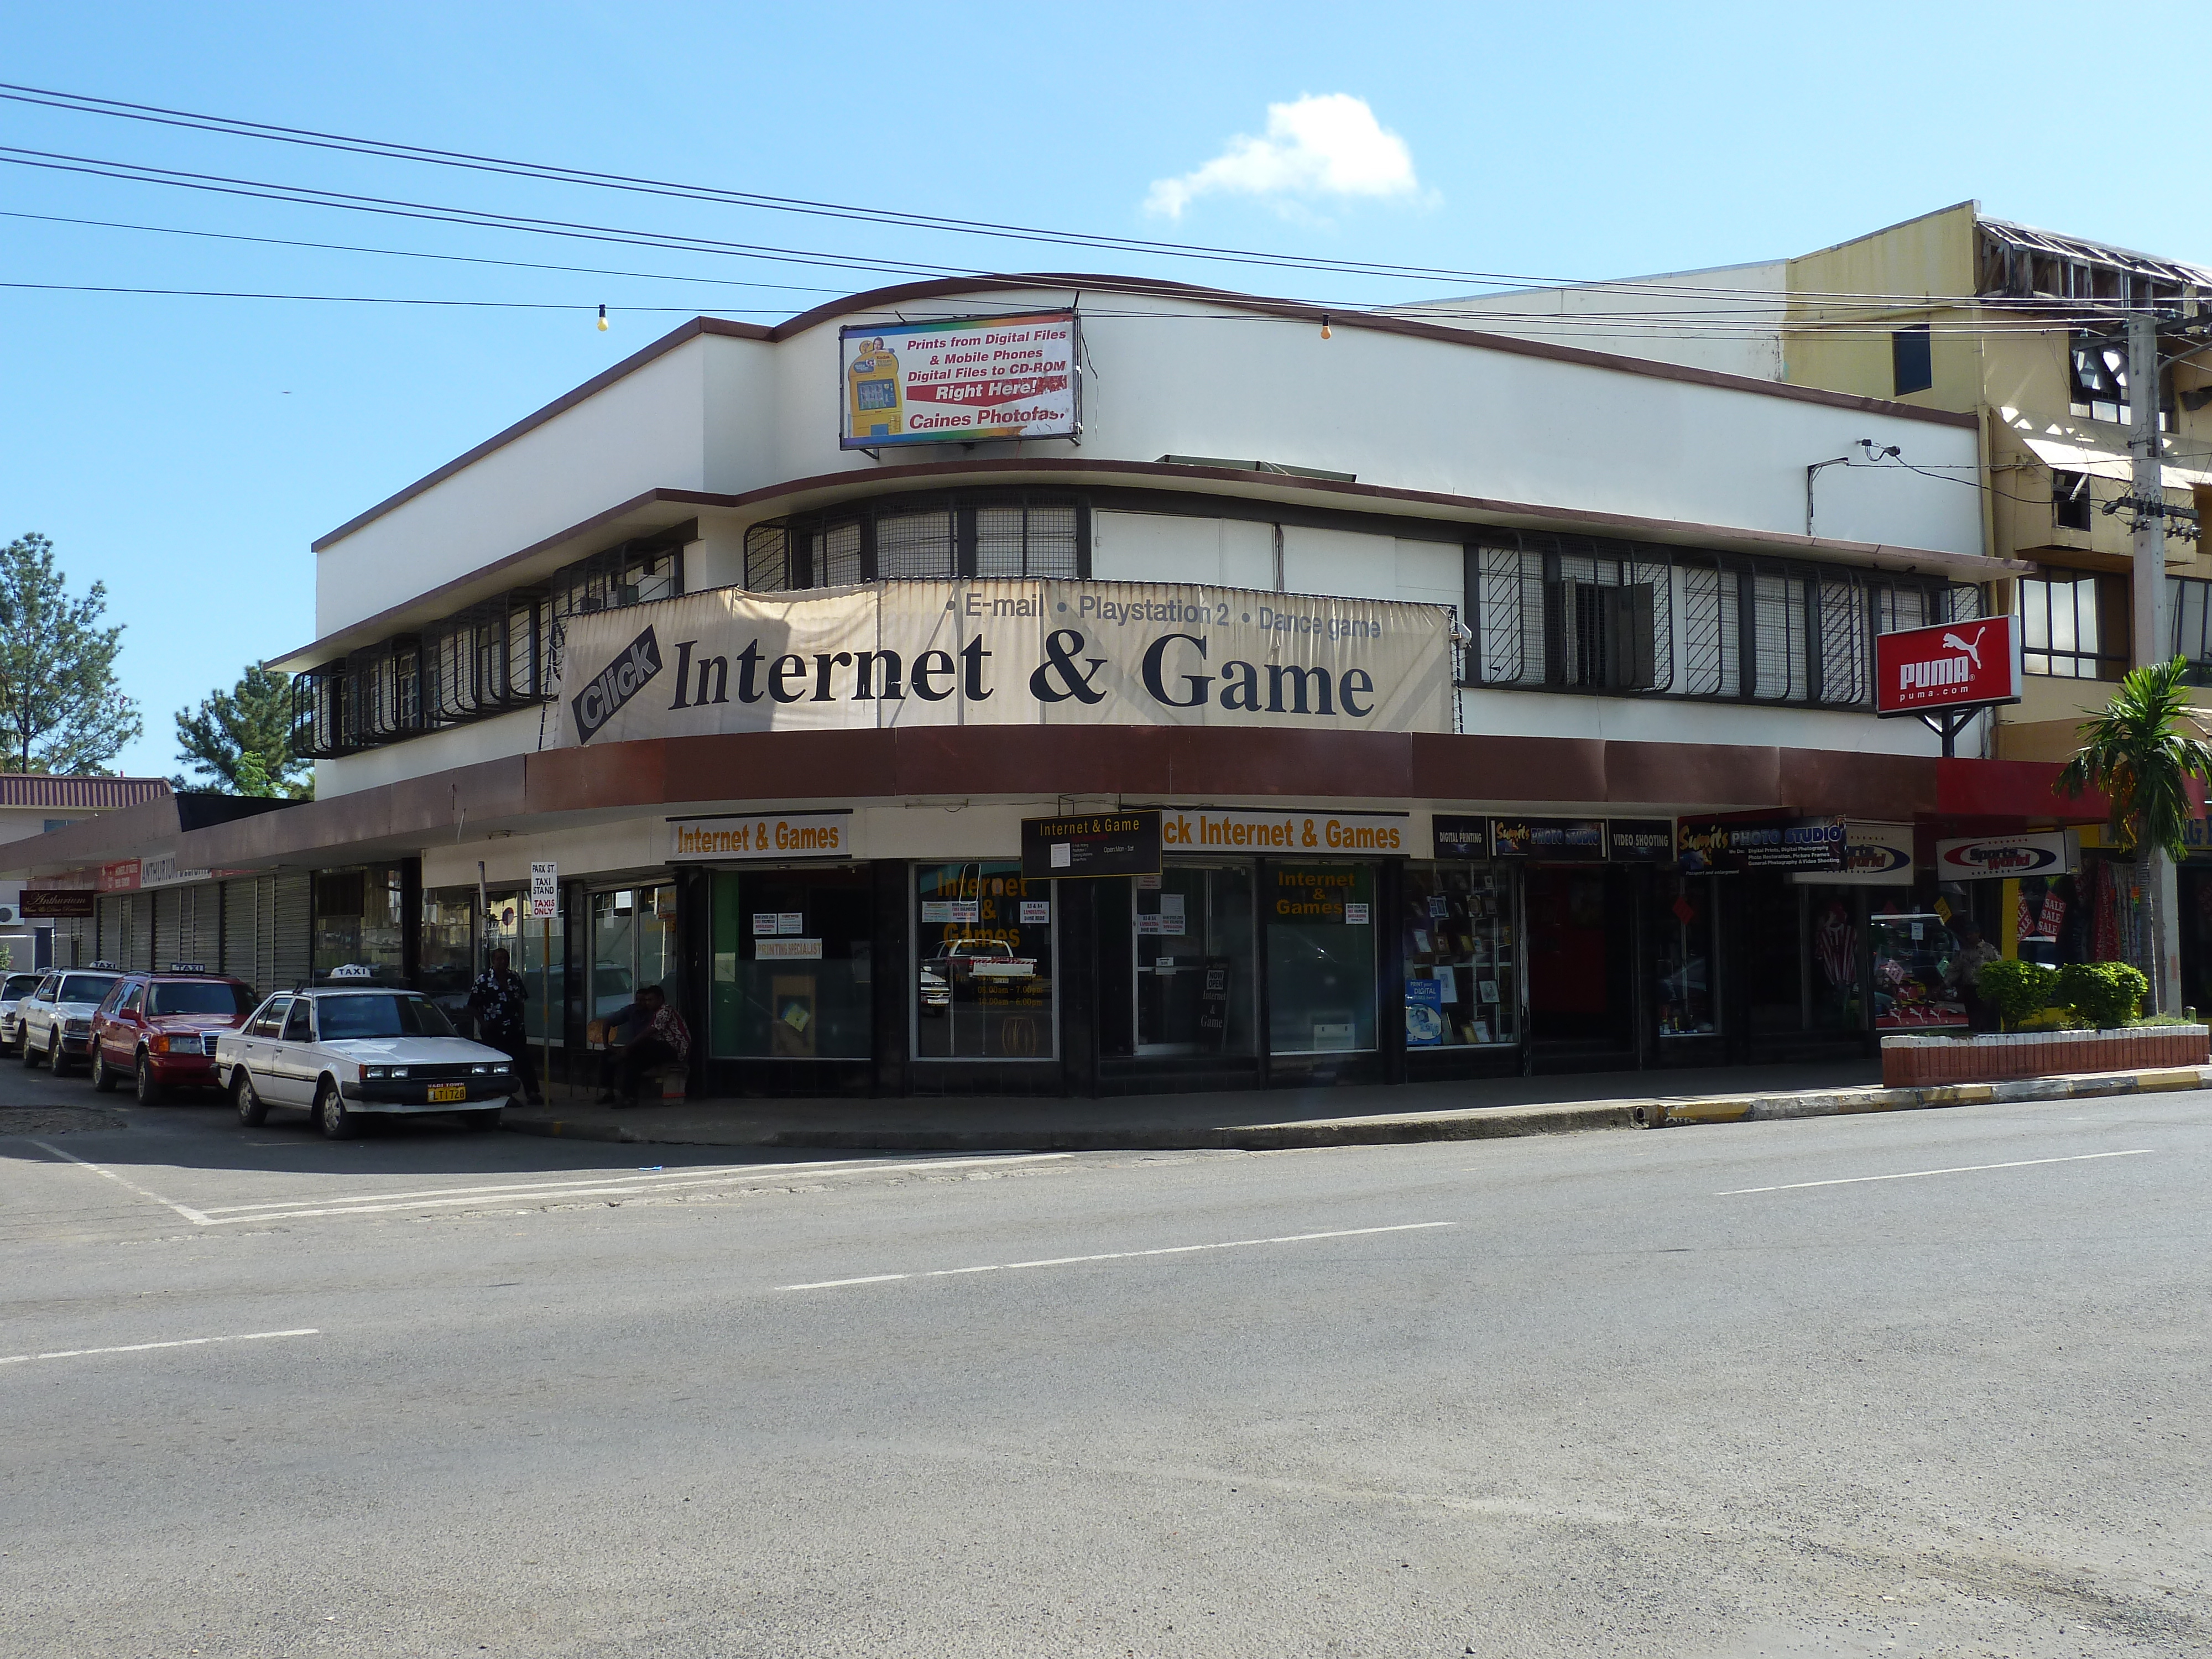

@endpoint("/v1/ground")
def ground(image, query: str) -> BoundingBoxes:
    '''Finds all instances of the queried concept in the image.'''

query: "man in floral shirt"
[466,947,544,1105]
[598,983,690,1105]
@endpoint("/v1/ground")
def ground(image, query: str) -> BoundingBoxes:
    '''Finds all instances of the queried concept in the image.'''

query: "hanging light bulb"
[1319,314,1333,340]
[597,304,609,332]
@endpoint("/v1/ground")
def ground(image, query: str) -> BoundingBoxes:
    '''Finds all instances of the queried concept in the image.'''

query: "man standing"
[597,983,690,1105]
[467,947,545,1105]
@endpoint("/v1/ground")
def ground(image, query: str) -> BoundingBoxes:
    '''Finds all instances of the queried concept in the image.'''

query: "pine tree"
[0,533,141,774]
[175,665,311,798]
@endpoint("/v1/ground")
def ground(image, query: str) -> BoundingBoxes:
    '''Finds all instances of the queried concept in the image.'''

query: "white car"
[216,986,518,1139]
[0,971,44,1051]
[18,966,125,1074]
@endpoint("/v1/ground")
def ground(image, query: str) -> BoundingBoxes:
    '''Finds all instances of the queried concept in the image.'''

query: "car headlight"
[64,1019,90,1035]
[362,1065,410,1081]
[471,1062,512,1075]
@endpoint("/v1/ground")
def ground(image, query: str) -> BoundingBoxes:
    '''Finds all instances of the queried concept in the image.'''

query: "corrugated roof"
[0,775,171,810]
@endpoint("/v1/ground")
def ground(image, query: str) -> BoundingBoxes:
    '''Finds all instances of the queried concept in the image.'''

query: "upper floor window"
[2052,468,2094,532]
[1891,325,1933,397]
[2018,567,2120,679]
[2170,575,2212,685]
[2070,332,2175,431]
[744,492,1086,592]
[1468,534,1969,708]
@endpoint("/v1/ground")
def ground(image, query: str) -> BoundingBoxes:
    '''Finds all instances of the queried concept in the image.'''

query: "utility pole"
[2127,307,2183,1011]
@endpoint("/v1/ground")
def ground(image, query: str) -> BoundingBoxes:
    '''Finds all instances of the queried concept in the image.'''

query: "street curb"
[497,1062,2209,1152]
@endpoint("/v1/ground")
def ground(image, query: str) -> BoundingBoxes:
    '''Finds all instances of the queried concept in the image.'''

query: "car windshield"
[2,974,39,998]
[315,994,457,1040]
[59,974,119,1004]
[149,981,255,1017]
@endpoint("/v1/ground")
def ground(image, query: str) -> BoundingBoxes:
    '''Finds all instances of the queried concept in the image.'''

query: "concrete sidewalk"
[498,1058,2212,1151]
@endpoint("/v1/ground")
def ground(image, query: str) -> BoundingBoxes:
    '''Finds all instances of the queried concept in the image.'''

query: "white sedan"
[217,986,518,1139]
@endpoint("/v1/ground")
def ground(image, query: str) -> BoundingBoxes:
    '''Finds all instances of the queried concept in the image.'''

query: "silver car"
[0,971,44,1051]
[18,967,124,1075]
[216,987,517,1140]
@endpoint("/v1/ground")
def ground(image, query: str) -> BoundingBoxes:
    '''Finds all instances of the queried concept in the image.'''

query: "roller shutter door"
[96,894,124,964]
[127,893,155,972]
[273,873,311,991]
[221,880,258,989]
[153,886,181,969]
[178,885,218,970]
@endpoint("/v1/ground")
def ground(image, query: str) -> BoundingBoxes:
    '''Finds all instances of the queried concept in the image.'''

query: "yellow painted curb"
[1659,1098,1752,1125]
[1914,1084,1997,1107]
[2131,1068,2205,1094]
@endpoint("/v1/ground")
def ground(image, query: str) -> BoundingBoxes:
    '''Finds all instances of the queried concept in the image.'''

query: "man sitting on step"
[597,983,690,1107]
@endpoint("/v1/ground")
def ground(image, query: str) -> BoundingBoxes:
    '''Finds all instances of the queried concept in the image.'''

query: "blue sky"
[2,1,2203,779]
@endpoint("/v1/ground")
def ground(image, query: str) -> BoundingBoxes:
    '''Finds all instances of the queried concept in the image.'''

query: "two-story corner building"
[5,273,2062,1101]
[1411,205,2212,999]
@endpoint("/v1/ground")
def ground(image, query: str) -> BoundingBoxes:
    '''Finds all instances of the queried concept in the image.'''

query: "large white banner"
[552,580,1454,747]
[841,311,1078,447]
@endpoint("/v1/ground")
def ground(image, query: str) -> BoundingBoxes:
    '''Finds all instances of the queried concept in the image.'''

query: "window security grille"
[1467,530,1968,708]
[291,530,685,759]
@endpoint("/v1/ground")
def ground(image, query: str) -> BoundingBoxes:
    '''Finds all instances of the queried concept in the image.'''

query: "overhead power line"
[0,79,2172,315]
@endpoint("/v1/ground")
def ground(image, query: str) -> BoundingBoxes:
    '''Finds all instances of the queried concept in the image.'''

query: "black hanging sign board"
[1020,810,1162,880]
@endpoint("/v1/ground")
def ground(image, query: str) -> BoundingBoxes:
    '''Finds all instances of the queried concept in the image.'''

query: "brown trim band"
[312,273,1980,550]
[275,461,2021,670]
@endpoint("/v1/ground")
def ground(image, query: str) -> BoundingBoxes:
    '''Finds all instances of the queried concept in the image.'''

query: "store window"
[1132,865,1255,1056]
[487,890,567,1046]
[1870,902,1968,1030]
[710,868,873,1059]
[1266,864,1376,1055]
[1802,888,1865,1031]
[2020,568,2121,680]
[914,862,1055,1060]
[1653,875,1720,1039]
[420,889,476,1024]
[591,885,679,1029]
[1401,864,1516,1047]
[312,865,405,983]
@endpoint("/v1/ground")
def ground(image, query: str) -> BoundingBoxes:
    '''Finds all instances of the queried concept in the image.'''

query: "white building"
[8,275,2043,1097]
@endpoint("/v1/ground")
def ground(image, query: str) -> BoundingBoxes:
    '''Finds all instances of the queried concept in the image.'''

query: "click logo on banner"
[571,625,662,744]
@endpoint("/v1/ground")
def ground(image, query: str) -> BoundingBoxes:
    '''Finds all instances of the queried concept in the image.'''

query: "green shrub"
[2054,961,2149,1030]
[1975,959,2059,1031]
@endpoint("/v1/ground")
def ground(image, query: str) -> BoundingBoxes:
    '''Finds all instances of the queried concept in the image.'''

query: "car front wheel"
[233,1070,268,1127]
[314,1078,356,1140]
[134,1052,164,1107]
[21,1027,38,1068]
[47,1031,67,1076]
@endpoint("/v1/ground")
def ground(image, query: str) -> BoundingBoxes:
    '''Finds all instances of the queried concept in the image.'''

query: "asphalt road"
[2,1063,2206,1658]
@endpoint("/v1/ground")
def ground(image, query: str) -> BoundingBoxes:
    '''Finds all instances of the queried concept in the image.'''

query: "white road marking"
[1718,1149,2154,1196]
[193,1152,1074,1225]
[25,1140,213,1225]
[780,1220,1458,1292]
[0,1328,319,1366]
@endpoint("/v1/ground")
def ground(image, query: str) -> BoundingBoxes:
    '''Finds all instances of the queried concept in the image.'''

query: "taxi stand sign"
[1874,614,2022,756]
[529,860,559,920]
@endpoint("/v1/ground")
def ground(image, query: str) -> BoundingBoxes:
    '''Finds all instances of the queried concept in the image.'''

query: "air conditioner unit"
[0,905,20,926]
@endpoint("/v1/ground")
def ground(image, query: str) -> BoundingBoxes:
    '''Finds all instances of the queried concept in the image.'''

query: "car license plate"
[428,1083,467,1103]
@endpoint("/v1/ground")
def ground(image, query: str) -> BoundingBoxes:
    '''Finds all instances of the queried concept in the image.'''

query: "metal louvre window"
[1750,573,1808,702]
[876,510,954,578]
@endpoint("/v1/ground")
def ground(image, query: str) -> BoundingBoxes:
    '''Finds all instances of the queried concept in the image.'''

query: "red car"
[89,969,259,1104]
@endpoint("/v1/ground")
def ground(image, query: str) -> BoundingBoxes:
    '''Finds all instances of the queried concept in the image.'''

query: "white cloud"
[1145,94,1420,219]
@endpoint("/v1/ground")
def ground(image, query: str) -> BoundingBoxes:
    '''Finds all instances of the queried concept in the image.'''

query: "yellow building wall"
[1782,202,1982,412]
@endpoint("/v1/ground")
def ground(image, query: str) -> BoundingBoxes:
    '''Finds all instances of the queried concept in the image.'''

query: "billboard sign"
[1678,815,1846,872]
[842,311,1079,448]
[1875,615,2021,716]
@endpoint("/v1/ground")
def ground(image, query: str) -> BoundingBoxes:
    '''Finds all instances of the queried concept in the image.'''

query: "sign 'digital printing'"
[842,311,1078,447]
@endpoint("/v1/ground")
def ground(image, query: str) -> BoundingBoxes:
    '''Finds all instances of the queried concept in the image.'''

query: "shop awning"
[2020,434,2212,493]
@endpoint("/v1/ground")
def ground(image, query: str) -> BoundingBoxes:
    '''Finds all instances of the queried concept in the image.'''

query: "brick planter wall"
[1881,1025,2210,1088]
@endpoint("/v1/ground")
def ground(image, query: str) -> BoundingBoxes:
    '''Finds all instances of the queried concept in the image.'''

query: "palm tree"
[2058,656,2212,1010]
